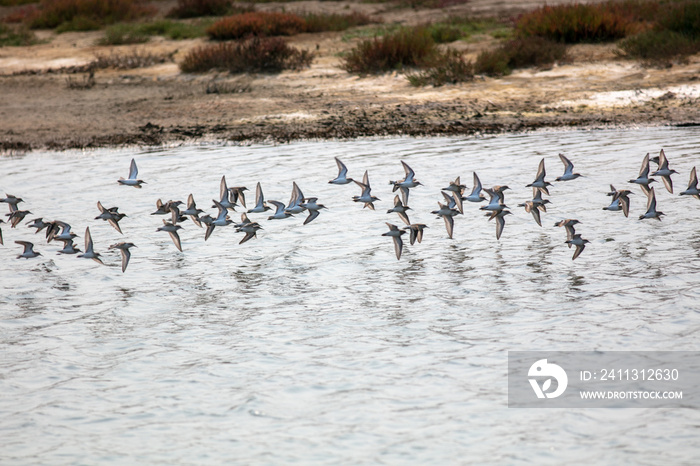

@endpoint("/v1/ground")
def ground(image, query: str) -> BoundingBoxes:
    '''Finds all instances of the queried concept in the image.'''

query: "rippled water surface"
[1,127,700,464]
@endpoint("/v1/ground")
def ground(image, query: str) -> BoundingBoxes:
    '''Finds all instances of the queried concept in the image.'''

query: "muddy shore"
[1,0,699,153]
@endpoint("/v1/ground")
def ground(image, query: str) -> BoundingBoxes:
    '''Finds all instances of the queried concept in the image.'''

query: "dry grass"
[92,49,175,70]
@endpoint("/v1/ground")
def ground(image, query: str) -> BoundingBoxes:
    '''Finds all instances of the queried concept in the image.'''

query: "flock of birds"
[1,148,699,270]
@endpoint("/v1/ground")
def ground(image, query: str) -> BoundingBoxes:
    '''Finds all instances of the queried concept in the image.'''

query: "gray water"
[1,127,699,465]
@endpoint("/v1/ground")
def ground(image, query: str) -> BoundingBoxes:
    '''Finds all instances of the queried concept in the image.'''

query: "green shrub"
[206,11,306,40]
[473,46,511,76]
[425,23,463,43]
[0,0,38,5]
[302,11,374,33]
[180,36,313,73]
[406,49,473,86]
[29,0,153,30]
[99,20,211,44]
[657,1,700,37]
[99,22,149,44]
[515,3,634,43]
[0,23,39,46]
[167,0,233,19]
[617,29,700,61]
[475,36,567,76]
[341,27,437,74]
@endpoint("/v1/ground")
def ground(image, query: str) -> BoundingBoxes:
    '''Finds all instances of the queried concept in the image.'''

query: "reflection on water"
[1,127,700,464]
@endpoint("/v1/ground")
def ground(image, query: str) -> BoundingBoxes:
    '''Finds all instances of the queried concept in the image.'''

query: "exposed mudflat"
[1,0,699,152]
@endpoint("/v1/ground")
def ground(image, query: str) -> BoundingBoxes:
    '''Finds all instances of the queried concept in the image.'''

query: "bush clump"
[180,36,313,73]
[617,29,700,62]
[616,1,700,63]
[341,27,436,74]
[29,0,153,30]
[406,49,473,86]
[302,11,374,33]
[515,3,635,43]
[167,0,234,19]
[475,36,568,76]
[99,19,211,45]
[206,11,306,40]
[0,23,39,46]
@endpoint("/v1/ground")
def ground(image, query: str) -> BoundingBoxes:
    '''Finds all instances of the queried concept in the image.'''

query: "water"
[1,127,699,464]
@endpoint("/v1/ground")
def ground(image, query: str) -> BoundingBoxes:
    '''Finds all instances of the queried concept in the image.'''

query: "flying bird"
[118,158,145,188]
[679,166,700,200]
[329,157,354,185]
[353,171,380,210]
[650,149,677,193]
[77,227,104,265]
[382,223,406,260]
[555,153,582,181]
[109,242,136,272]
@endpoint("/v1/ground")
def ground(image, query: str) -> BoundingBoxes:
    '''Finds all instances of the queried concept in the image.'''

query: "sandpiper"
[382,222,406,260]
[402,223,428,245]
[480,187,508,212]
[1,194,24,209]
[95,201,126,234]
[7,209,31,228]
[118,158,145,188]
[300,197,327,225]
[387,195,411,225]
[229,186,248,209]
[182,193,204,227]
[485,209,512,240]
[442,190,464,215]
[604,186,633,217]
[236,221,263,244]
[57,238,81,255]
[205,200,234,240]
[285,182,307,215]
[152,199,183,216]
[353,171,380,210]
[109,242,136,272]
[77,227,104,265]
[214,175,237,211]
[248,182,271,213]
[329,157,354,184]
[555,153,582,181]
[526,158,552,195]
[650,149,678,193]
[432,202,459,239]
[629,153,657,188]
[464,172,486,203]
[566,234,589,260]
[520,201,542,226]
[390,161,422,205]
[26,217,50,234]
[554,219,580,248]
[50,221,78,243]
[442,177,466,196]
[679,166,700,199]
[639,187,664,221]
[15,240,40,259]
[157,220,184,251]
[267,200,293,220]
